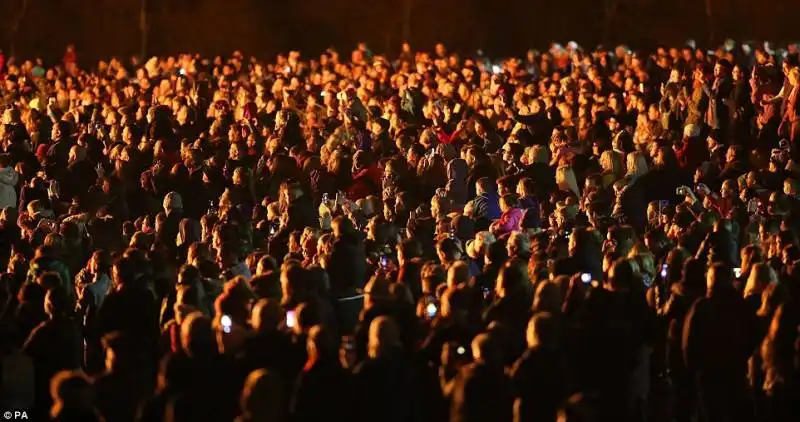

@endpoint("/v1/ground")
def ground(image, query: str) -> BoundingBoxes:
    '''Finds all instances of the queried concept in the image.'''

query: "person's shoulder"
[26,319,51,338]
[687,295,710,314]
[352,359,370,376]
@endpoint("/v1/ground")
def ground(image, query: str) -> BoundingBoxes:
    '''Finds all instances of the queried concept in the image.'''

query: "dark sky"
[1,0,798,62]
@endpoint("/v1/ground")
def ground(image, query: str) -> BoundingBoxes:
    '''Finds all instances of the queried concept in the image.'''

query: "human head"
[306,324,336,360]
[239,369,285,422]
[49,370,93,418]
[367,316,400,359]
[44,286,70,319]
[507,231,531,258]
[180,312,216,358]
[250,298,282,333]
[706,262,734,297]
[471,332,499,365]
[526,311,559,349]
[163,191,183,215]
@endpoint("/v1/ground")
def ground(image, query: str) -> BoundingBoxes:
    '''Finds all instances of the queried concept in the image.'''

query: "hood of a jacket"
[447,158,468,183]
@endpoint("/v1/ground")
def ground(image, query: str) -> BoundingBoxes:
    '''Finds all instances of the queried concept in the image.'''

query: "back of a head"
[607,258,637,291]
[215,277,253,325]
[476,177,493,193]
[527,311,560,349]
[707,262,734,297]
[101,331,133,367]
[497,262,525,296]
[533,281,563,314]
[471,332,499,365]
[364,274,391,308]
[45,286,71,318]
[37,271,63,291]
[50,370,93,417]
[180,312,215,358]
[368,316,400,359]
[295,302,322,332]
[240,368,284,422]
[281,263,309,302]
[307,324,336,359]
[113,253,146,288]
[251,298,282,332]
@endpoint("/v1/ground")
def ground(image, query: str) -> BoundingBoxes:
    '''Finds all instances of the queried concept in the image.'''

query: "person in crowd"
[510,312,571,422]
[289,324,350,422]
[444,332,513,422]
[49,369,102,422]
[682,263,757,422]
[92,331,152,422]
[352,316,420,422]
[23,287,83,415]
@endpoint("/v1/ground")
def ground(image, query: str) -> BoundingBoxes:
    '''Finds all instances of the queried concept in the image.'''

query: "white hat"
[163,191,183,212]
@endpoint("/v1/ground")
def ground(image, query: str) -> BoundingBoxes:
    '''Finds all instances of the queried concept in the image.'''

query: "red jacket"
[346,164,382,200]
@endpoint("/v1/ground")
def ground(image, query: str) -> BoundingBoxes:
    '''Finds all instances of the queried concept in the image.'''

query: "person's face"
[497,183,510,196]
[732,66,743,82]
[726,147,736,163]
[229,143,240,160]
[474,122,486,137]
[647,106,659,121]
[721,181,735,198]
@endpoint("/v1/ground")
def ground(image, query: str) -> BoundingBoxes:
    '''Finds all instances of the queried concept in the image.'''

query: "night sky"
[1,0,798,62]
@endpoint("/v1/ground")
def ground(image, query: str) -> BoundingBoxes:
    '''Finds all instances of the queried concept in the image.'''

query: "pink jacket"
[491,207,524,235]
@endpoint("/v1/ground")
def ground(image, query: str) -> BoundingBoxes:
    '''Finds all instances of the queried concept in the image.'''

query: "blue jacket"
[468,191,501,221]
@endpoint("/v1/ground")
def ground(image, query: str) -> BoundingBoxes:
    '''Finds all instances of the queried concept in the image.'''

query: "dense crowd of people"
[0,40,799,422]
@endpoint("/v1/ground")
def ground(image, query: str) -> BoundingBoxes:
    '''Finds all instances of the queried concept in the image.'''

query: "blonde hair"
[626,151,649,178]
[600,150,624,178]
[506,231,531,257]
[628,243,655,278]
[556,165,580,198]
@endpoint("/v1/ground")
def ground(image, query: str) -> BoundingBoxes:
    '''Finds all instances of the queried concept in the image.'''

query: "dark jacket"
[286,194,317,232]
[240,329,299,385]
[93,367,151,422]
[704,77,733,130]
[352,349,421,422]
[682,290,756,378]
[95,285,159,351]
[510,347,571,422]
[23,317,83,411]
[64,160,97,202]
[156,210,182,255]
[290,357,351,422]
[449,361,513,422]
